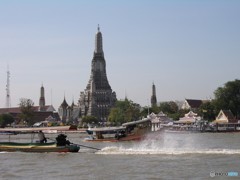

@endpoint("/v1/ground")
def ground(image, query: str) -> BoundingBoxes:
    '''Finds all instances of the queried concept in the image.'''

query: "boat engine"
[56,134,70,146]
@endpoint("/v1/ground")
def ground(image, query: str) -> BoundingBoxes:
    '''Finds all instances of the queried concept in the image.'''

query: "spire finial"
[72,96,74,103]
[95,25,103,54]
[98,24,100,32]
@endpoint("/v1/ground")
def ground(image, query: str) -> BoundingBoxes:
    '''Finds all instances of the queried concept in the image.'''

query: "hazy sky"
[0,0,239,109]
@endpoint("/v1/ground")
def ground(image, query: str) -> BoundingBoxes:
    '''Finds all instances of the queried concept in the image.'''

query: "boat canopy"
[122,118,150,127]
[0,126,72,133]
[87,126,126,133]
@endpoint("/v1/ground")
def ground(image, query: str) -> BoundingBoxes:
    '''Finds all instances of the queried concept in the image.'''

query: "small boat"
[0,141,80,153]
[0,126,80,153]
[85,118,152,142]
[85,126,137,142]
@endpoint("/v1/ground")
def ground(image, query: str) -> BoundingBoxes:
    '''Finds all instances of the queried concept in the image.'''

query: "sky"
[0,0,239,110]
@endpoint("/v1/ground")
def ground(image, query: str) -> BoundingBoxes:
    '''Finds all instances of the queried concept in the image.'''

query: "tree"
[0,114,15,128]
[168,109,189,121]
[108,107,124,125]
[140,106,150,118]
[140,101,180,120]
[198,101,216,121]
[151,105,160,114]
[108,99,141,125]
[19,98,35,126]
[159,101,178,114]
[81,116,98,125]
[213,79,240,118]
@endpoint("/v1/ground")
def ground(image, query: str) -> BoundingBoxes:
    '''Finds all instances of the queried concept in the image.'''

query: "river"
[0,131,240,180]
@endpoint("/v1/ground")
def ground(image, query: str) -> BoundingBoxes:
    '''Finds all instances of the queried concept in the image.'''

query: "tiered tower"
[59,96,68,122]
[79,26,116,122]
[39,84,46,111]
[151,83,157,107]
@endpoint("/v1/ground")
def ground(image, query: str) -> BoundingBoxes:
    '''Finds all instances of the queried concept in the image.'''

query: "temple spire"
[39,84,46,111]
[151,82,157,107]
[95,24,103,54]
[79,27,116,122]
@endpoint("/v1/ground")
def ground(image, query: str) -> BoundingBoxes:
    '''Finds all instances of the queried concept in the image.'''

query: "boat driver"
[38,130,47,143]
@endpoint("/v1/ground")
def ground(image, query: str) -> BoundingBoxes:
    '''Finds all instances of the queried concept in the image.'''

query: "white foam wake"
[0,152,7,154]
[97,146,240,155]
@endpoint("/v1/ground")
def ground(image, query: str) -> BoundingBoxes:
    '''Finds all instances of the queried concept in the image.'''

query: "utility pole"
[6,66,11,108]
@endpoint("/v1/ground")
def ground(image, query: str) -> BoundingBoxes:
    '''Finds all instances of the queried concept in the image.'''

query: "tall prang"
[79,26,117,122]
[151,83,157,107]
[39,84,46,111]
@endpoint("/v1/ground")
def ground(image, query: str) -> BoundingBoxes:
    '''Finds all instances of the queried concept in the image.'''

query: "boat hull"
[85,133,144,142]
[0,142,80,153]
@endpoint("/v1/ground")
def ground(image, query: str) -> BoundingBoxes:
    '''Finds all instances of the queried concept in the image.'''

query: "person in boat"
[38,130,47,143]
[115,130,126,140]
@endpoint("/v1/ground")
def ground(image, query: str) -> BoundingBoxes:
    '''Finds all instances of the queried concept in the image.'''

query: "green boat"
[0,141,80,153]
[0,127,80,153]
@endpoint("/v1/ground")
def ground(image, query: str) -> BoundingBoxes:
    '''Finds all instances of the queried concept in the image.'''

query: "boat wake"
[96,133,240,155]
[0,152,7,154]
[97,146,240,155]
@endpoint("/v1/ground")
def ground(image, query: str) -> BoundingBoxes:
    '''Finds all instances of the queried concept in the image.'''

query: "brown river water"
[1,132,240,180]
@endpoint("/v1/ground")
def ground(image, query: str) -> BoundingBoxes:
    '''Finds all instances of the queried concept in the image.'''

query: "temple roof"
[185,99,203,108]
[60,98,68,108]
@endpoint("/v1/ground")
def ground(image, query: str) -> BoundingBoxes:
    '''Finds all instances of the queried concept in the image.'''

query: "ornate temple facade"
[58,97,79,123]
[78,26,117,122]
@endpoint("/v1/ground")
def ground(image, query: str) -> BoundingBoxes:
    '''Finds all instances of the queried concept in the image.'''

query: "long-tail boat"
[85,118,152,142]
[0,126,80,153]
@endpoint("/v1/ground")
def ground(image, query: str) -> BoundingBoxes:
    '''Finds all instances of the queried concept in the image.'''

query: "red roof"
[0,107,21,114]
[0,106,60,123]
[0,105,54,114]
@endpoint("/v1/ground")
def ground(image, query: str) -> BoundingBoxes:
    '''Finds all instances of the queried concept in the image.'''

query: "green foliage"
[198,101,216,121]
[107,79,240,123]
[140,106,160,117]
[108,107,124,125]
[81,116,98,125]
[213,79,240,118]
[151,105,160,114]
[108,99,141,125]
[18,98,35,126]
[140,106,149,118]
[0,114,15,128]
[141,101,180,120]
[168,109,189,120]
[159,101,178,114]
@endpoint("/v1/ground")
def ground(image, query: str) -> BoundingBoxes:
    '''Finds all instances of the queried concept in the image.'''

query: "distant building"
[39,84,46,111]
[58,98,79,124]
[214,110,237,124]
[58,97,68,122]
[148,112,172,131]
[67,101,80,123]
[151,83,157,107]
[78,26,117,122]
[0,85,58,125]
[177,111,201,123]
[181,99,210,112]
